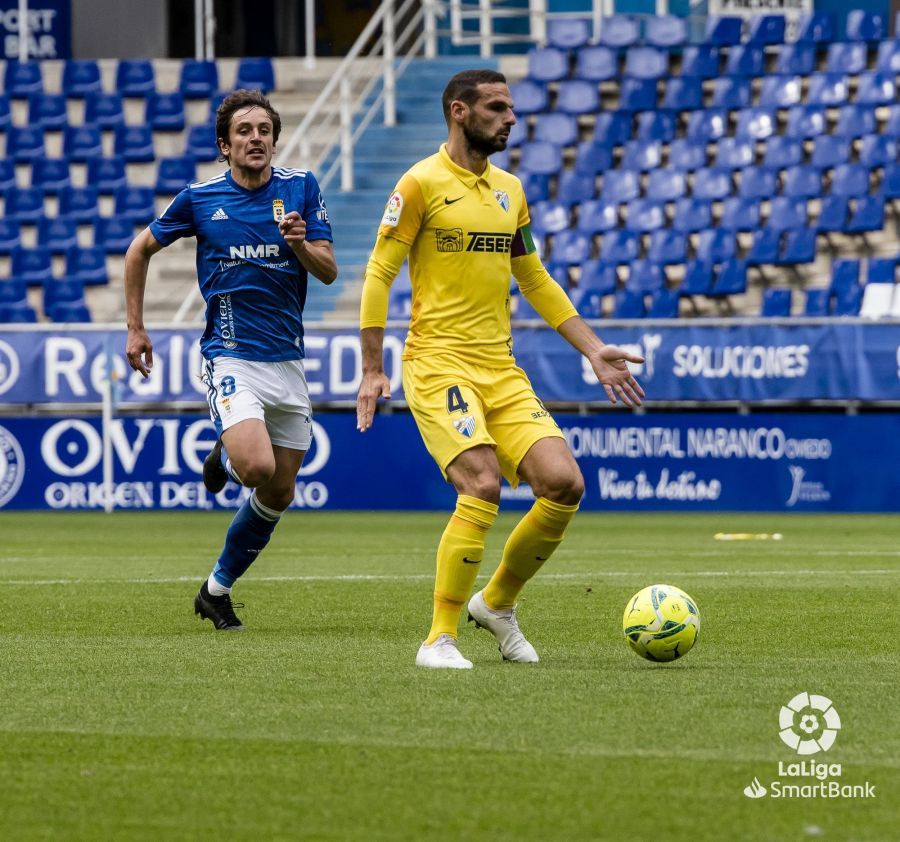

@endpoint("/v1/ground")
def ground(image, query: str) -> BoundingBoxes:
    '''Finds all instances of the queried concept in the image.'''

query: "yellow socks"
[483,497,579,610]
[425,495,499,644]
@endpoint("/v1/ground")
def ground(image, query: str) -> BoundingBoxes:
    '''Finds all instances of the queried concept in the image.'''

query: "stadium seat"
[768,197,807,230]
[846,196,885,233]
[519,141,562,176]
[794,11,835,44]
[635,112,675,144]
[63,126,104,162]
[845,10,884,42]
[785,106,827,139]
[830,259,861,294]
[574,46,618,82]
[696,230,736,263]
[62,60,102,97]
[685,110,727,142]
[37,216,78,253]
[7,126,46,162]
[714,139,754,171]
[719,197,760,231]
[647,230,687,264]
[0,94,9,129]
[620,140,661,172]
[612,289,645,318]
[43,277,86,312]
[599,230,639,264]
[779,227,817,263]
[114,185,157,225]
[832,105,876,139]
[573,142,612,176]
[678,261,713,295]
[569,287,605,318]
[235,57,276,92]
[0,220,21,254]
[94,216,136,254]
[556,171,595,206]
[65,246,109,285]
[0,278,34,313]
[680,45,719,78]
[746,227,780,264]
[875,40,900,75]
[816,196,849,232]
[48,301,92,323]
[87,156,128,194]
[184,123,220,162]
[116,59,156,97]
[549,230,591,265]
[735,108,776,141]
[155,156,198,195]
[725,45,764,77]
[598,15,639,48]
[618,78,656,112]
[519,172,550,204]
[856,73,895,107]
[12,245,53,285]
[624,47,667,80]
[592,112,631,146]
[783,166,822,199]
[58,186,100,223]
[825,42,866,75]
[671,198,711,232]
[859,135,897,169]
[114,125,155,163]
[711,77,751,109]
[759,75,802,109]
[531,201,569,235]
[760,288,792,316]
[859,283,895,318]
[509,80,548,115]
[807,73,849,107]
[692,168,732,201]
[528,47,568,82]
[704,15,742,46]
[644,15,687,48]
[578,260,618,294]
[646,168,685,201]
[763,137,803,169]
[3,186,44,223]
[867,257,897,284]
[3,60,43,97]
[624,199,665,233]
[811,136,850,169]
[546,17,591,49]
[180,59,219,98]
[0,160,14,193]
[710,259,747,296]
[534,113,578,147]
[146,92,186,131]
[599,170,639,204]
[668,139,706,172]
[662,77,702,111]
[625,260,664,294]
[84,92,126,129]
[575,200,618,234]
[884,105,900,139]
[881,164,900,200]
[830,164,870,198]
[31,158,71,194]
[804,288,831,316]
[833,285,862,315]
[747,15,785,45]
[506,119,528,147]
[27,92,68,129]
[775,44,816,76]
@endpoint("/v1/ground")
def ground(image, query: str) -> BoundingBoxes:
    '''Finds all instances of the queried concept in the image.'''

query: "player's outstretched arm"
[557,316,645,407]
[124,227,165,378]
[357,327,392,432]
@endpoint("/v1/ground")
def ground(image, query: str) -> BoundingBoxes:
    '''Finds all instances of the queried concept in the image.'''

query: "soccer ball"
[623,584,700,662]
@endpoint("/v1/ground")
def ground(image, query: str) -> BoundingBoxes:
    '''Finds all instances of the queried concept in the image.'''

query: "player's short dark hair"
[441,69,508,125]
[215,89,282,162]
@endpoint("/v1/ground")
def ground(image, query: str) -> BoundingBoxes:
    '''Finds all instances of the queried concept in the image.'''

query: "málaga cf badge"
[272,199,285,222]
[494,190,509,212]
[453,415,477,438]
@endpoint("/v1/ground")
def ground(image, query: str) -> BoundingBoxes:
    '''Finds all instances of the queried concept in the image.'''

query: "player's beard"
[463,120,508,157]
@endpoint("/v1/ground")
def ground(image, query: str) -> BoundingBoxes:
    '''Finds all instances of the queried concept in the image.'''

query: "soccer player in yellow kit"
[356,69,645,669]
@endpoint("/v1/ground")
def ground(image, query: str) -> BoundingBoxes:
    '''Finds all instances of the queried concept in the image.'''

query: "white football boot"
[415,634,473,669]
[467,590,539,663]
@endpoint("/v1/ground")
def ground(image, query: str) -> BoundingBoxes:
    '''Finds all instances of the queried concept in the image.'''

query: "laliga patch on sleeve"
[381,191,403,227]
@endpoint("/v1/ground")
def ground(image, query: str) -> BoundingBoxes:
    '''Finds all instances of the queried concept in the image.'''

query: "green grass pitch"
[1,511,898,841]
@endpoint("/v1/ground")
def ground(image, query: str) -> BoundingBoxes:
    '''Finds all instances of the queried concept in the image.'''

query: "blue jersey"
[149,167,333,361]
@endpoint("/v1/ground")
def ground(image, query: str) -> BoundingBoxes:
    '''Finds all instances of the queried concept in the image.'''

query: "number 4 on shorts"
[446,385,469,414]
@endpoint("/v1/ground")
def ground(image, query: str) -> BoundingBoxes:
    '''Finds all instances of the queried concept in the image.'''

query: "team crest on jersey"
[493,190,510,212]
[272,199,285,222]
[453,415,476,438]
[382,191,403,227]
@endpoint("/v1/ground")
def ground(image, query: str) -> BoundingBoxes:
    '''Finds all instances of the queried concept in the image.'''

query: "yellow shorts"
[403,354,565,486]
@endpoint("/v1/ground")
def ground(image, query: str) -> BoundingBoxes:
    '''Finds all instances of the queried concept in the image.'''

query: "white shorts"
[202,357,313,451]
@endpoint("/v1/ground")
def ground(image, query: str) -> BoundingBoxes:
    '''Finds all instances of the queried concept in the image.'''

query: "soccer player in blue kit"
[124,90,337,630]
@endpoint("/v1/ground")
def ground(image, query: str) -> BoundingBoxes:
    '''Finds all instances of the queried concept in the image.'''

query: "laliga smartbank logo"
[742,693,876,800]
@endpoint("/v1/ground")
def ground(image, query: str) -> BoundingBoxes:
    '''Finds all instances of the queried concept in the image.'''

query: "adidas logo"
[211,208,229,220]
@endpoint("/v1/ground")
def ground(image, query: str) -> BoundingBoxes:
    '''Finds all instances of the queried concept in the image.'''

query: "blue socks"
[209,491,283,591]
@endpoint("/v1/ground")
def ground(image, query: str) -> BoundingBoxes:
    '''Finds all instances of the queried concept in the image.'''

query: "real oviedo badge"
[272,199,285,223]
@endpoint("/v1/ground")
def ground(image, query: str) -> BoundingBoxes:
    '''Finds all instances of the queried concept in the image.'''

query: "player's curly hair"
[215,89,282,162]
[441,69,507,125]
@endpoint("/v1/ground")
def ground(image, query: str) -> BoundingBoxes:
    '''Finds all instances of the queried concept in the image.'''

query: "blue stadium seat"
[625,260,665,294]
[833,284,862,316]
[612,290,645,318]
[27,92,68,129]
[550,230,591,265]
[146,92,186,131]
[779,228,817,263]
[114,185,157,225]
[578,260,618,294]
[825,42,866,75]
[794,12,835,44]
[0,306,38,324]
[0,94,9,129]
[7,126,46,162]
[760,288,792,316]
[569,287,605,319]
[846,196,885,233]
[624,47,667,80]
[547,17,591,49]
[624,199,665,233]
[815,196,848,232]
[31,158,71,193]
[618,78,656,111]
[12,245,53,285]
[43,277,87,313]
[685,110,727,142]
[647,230,687,264]
[645,15,687,48]
[711,77,751,109]
[556,171,596,206]
[746,227,780,264]
[859,134,897,168]
[724,45,764,77]
[534,113,578,146]
[768,197,807,230]
[671,198,711,232]
[3,61,43,97]
[830,164,870,198]
[867,257,897,284]
[782,166,821,199]
[599,230,639,264]
[668,139,706,172]
[37,217,78,253]
[573,142,613,175]
[620,140,661,172]
[680,46,719,78]
[84,92,125,129]
[509,80,548,115]
[184,123,220,162]
[48,301,92,323]
[180,59,219,99]
[662,77,702,111]
[830,258,860,293]
[845,10,884,42]
[747,15,785,45]
[763,137,803,169]
[775,44,816,76]
[87,156,128,194]
[574,46,618,82]
[599,170,640,204]
[519,141,562,176]
[94,217,136,254]
[832,105,876,139]
[855,73,895,106]
[876,40,900,75]
[735,108,776,140]
[528,47,568,82]
[881,164,900,199]
[785,106,827,139]
[807,73,849,107]
[3,186,44,223]
[804,288,831,316]
[696,229,736,262]
[114,125,155,162]
[0,160,14,193]
[592,112,631,146]
[63,125,104,161]
[576,200,618,234]
[0,220,21,254]
[598,15,639,48]
[235,57,276,92]
[710,259,747,296]
[65,246,108,285]
[692,168,732,201]
[62,60,102,97]
[58,185,100,223]
[116,59,156,97]
[759,75,802,109]
[884,105,900,139]
[531,201,569,235]
[737,167,777,200]
[506,119,527,147]
[519,172,550,204]
[646,168,685,201]
[714,138,754,171]
[678,261,713,295]
[811,136,850,169]
[704,16,742,46]
[719,197,760,231]
[0,278,36,320]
